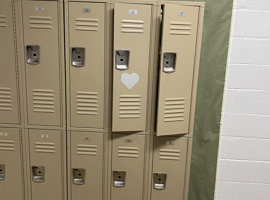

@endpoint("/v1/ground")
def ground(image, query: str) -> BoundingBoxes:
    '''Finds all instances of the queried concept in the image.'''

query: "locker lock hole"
[0,164,5,181]
[26,45,40,65]
[71,47,85,67]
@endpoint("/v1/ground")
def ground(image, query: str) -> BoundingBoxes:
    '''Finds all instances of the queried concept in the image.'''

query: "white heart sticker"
[120,73,140,90]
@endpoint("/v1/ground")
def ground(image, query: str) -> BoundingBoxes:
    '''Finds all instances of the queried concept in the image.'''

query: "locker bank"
[0,0,204,199]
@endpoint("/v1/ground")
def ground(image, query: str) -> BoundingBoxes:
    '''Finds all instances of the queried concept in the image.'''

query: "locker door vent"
[0,15,8,27]
[76,144,98,156]
[164,98,185,122]
[32,89,55,113]
[29,16,53,30]
[35,142,56,153]
[75,18,99,31]
[170,21,191,35]
[0,139,15,151]
[119,95,141,119]
[118,146,139,158]
[0,87,13,111]
[76,91,98,116]
[121,20,144,33]
[159,149,180,161]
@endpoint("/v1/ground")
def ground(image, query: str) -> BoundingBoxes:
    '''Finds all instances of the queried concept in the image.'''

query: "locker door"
[28,129,64,200]
[156,4,199,136]
[22,1,63,126]
[68,2,105,129]
[0,1,19,125]
[70,132,104,200]
[111,134,146,200]
[112,3,152,132]
[0,128,24,200]
[151,136,187,200]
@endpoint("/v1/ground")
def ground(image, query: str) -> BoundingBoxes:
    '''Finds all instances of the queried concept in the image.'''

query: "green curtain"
[181,0,233,199]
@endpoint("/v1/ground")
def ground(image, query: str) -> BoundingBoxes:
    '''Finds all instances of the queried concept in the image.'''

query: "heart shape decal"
[120,73,140,90]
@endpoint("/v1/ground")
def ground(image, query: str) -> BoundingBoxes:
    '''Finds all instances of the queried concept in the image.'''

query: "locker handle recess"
[153,173,167,190]
[26,45,40,65]
[0,164,5,181]
[113,170,126,188]
[163,52,176,73]
[71,47,85,67]
[72,168,86,185]
[115,50,129,70]
[32,166,45,183]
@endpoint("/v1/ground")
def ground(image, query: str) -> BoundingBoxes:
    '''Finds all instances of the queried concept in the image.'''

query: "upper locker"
[0,0,20,125]
[22,0,65,127]
[156,4,200,136]
[67,2,106,129]
[112,3,152,132]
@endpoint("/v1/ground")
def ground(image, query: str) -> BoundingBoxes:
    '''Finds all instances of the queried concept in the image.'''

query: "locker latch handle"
[32,166,45,183]
[26,45,40,65]
[72,168,86,185]
[0,164,5,181]
[113,170,126,188]
[115,50,129,71]
[163,52,176,73]
[71,47,85,67]
[153,173,167,190]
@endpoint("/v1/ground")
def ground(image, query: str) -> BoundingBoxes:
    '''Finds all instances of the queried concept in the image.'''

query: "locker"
[0,1,20,125]
[69,131,104,200]
[151,136,187,200]
[68,2,106,129]
[112,3,152,132]
[156,4,200,136]
[22,1,64,127]
[28,129,65,200]
[111,134,146,200]
[0,128,24,200]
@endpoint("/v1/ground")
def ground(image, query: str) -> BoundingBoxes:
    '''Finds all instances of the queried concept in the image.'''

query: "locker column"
[110,1,159,200]
[151,2,205,200]
[0,0,26,199]
[20,0,67,200]
[64,0,112,199]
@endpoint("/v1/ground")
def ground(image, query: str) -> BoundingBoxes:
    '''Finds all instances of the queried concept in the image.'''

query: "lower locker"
[151,136,188,200]
[27,129,65,200]
[0,127,25,200]
[69,131,104,200]
[111,134,146,200]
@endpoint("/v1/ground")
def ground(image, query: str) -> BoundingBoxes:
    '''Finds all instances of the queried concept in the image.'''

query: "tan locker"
[112,3,152,132]
[111,134,146,200]
[151,136,187,200]
[0,128,24,200]
[70,131,104,200]
[28,129,65,200]
[68,2,105,129]
[22,1,64,126]
[156,4,200,136]
[0,1,20,125]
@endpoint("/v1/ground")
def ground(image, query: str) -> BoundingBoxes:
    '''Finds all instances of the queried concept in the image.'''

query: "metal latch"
[71,47,85,67]
[153,173,167,190]
[26,45,40,65]
[0,164,5,181]
[113,171,126,188]
[163,52,176,73]
[32,166,45,183]
[72,168,86,185]
[115,50,129,70]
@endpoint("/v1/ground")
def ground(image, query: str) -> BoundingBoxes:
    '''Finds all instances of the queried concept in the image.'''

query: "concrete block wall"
[215,0,270,199]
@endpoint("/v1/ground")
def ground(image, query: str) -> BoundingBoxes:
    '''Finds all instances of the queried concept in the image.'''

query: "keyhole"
[166,60,170,65]
[78,173,82,177]
[118,176,121,179]
[120,58,124,62]
[33,53,37,57]
[158,178,161,181]
[78,56,81,59]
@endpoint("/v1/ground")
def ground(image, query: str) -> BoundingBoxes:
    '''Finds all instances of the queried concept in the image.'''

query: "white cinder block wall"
[215,0,270,199]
